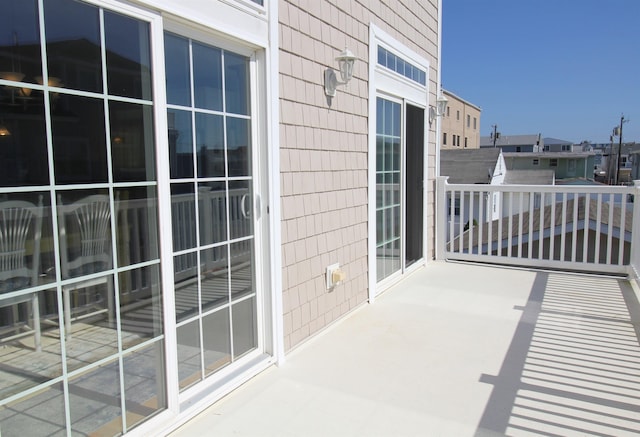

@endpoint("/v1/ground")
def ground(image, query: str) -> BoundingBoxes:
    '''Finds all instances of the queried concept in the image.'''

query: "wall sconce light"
[429,93,448,125]
[324,48,357,98]
[0,121,11,136]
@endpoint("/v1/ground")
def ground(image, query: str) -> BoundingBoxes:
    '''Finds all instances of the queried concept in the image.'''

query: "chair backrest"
[58,194,113,278]
[0,198,43,289]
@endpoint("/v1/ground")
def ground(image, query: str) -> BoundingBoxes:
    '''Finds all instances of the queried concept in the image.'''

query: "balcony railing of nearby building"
[436,176,640,277]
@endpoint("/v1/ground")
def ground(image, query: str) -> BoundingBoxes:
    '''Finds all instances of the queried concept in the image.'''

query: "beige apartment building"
[0,0,443,435]
[441,89,481,149]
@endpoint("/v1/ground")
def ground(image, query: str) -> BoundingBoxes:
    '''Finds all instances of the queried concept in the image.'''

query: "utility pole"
[491,124,500,148]
[614,115,629,185]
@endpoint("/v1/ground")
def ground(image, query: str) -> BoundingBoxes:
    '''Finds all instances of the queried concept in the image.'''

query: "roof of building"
[442,89,482,111]
[480,134,541,148]
[440,149,500,184]
[503,170,555,185]
[543,137,574,146]
[502,152,595,158]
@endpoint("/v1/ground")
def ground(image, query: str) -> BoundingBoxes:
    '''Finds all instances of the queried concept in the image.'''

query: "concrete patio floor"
[170,261,640,436]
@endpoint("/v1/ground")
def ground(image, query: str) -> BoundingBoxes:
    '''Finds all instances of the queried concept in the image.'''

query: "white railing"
[436,176,640,276]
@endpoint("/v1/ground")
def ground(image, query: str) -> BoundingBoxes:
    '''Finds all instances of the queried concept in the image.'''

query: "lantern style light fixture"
[324,48,358,98]
[429,93,448,125]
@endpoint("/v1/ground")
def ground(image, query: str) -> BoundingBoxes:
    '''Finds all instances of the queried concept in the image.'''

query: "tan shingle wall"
[279,0,440,350]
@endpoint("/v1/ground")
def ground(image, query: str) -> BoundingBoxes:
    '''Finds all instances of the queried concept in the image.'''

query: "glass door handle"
[240,193,251,219]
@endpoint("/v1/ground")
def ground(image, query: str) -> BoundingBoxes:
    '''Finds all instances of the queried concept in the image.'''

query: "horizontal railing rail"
[436,176,640,277]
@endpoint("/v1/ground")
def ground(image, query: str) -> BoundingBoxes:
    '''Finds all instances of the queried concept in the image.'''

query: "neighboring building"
[480,134,543,152]
[503,152,596,181]
[543,137,574,152]
[441,89,481,149]
[0,0,443,435]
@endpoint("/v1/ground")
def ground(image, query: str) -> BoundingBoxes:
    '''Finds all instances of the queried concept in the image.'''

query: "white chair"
[58,194,115,337]
[0,197,43,352]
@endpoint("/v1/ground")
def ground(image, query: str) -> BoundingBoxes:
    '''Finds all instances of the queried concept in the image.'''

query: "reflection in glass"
[193,42,222,111]
[229,180,253,240]
[0,87,49,186]
[119,265,163,350]
[69,360,122,434]
[57,190,113,279]
[196,112,224,178]
[52,94,107,184]
[115,186,159,267]
[63,279,117,372]
[0,288,61,399]
[177,320,202,391]
[200,246,229,311]
[171,184,196,252]
[122,341,166,429]
[0,0,42,84]
[168,109,193,179]
[0,382,66,435]
[174,252,198,323]
[230,240,254,300]
[198,182,227,246]
[232,297,257,359]
[164,33,191,106]
[110,101,155,182]
[224,52,249,115]
[227,117,251,177]
[202,308,230,376]
[104,10,152,100]
[44,0,102,93]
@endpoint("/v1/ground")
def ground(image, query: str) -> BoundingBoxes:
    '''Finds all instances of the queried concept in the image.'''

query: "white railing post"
[629,180,640,278]
[436,176,449,260]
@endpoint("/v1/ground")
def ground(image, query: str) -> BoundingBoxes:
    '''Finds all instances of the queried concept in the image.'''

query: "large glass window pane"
[168,109,193,179]
[119,265,162,350]
[0,0,42,85]
[171,183,196,251]
[202,308,230,376]
[0,192,56,291]
[57,190,113,279]
[104,11,151,100]
[115,187,159,266]
[174,252,198,323]
[0,288,61,399]
[0,382,66,436]
[110,101,155,182]
[196,112,224,178]
[232,297,256,359]
[69,360,122,434]
[193,42,222,111]
[198,181,226,246]
[200,246,228,311]
[230,240,254,300]
[229,180,253,239]
[44,0,102,93]
[177,320,202,391]
[63,278,117,372]
[164,33,191,106]
[227,117,251,177]
[122,341,166,430]
[0,87,49,186]
[52,94,107,184]
[224,52,249,115]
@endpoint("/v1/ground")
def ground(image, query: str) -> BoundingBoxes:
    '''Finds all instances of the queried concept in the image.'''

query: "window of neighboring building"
[516,146,521,152]
[464,137,468,148]
[446,106,450,117]
[562,144,571,151]
[473,117,477,129]
[443,132,447,145]
[456,110,460,120]
[544,145,550,151]
[457,135,461,146]
[533,159,539,166]
[467,114,470,127]
[550,159,558,167]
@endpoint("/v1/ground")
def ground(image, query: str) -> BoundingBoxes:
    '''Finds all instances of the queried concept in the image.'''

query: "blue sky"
[442,0,640,144]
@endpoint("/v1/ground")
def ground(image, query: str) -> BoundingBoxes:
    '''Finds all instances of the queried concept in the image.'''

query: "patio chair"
[0,197,43,352]
[58,194,115,337]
